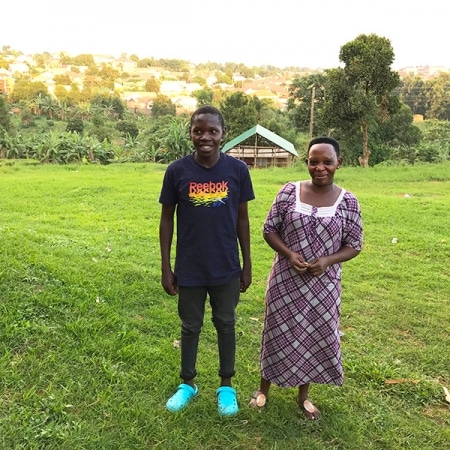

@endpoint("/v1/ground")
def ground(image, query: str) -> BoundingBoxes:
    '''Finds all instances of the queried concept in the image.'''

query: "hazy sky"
[2,0,448,69]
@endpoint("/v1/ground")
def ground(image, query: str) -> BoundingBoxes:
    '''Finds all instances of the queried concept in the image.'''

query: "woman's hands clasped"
[288,252,329,277]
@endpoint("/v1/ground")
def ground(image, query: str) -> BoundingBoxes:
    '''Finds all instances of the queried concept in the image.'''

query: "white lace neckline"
[295,181,346,217]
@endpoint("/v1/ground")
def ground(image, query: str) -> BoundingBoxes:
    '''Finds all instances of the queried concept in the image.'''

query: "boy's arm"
[237,202,252,293]
[159,204,177,295]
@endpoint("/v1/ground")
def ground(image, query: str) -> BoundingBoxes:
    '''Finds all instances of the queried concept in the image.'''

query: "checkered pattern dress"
[260,181,363,387]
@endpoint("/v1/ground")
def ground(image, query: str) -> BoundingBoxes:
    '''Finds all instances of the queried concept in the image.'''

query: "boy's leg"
[166,286,206,412]
[209,277,240,384]
[210,277,241,416]
[177,285,207,383]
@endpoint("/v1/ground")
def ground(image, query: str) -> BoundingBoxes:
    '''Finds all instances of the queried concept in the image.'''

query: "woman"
[250,136,363,420]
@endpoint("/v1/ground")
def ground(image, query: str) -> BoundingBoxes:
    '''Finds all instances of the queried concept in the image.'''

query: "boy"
[159,106,255,416]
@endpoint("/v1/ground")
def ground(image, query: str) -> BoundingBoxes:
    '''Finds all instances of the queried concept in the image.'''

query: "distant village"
[1,50,449,116]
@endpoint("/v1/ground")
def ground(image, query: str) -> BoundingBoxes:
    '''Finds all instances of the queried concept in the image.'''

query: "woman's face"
[307,143,342,187]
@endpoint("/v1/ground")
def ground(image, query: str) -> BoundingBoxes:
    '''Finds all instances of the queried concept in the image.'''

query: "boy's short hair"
[190,105,225,128]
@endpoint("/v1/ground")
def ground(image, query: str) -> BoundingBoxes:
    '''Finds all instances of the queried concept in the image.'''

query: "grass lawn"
[0,160,449,449]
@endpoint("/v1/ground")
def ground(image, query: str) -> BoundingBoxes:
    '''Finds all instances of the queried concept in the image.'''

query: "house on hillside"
[123,92,157,115]
[172,95,198,113]
[0,68,12,95]
[222,124,298,168]
[112,57,137,73]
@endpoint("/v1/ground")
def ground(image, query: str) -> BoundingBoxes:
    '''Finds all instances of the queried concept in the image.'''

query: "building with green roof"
[221,124,298,168]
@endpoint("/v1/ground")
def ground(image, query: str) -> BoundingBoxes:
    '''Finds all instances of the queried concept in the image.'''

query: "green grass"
[0,160,449,449]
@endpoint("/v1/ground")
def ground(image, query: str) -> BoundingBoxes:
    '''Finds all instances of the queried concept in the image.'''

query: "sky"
[2,0,448,70]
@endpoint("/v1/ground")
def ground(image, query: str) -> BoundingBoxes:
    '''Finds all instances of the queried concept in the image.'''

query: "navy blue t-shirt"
[159,152,255,286]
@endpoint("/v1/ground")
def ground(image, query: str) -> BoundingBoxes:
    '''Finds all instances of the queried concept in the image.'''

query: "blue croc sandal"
[216,386,239,417]
[166,383,198,412]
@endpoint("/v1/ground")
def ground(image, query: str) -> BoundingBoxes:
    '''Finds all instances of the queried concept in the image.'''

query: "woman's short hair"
[308,136,340,157]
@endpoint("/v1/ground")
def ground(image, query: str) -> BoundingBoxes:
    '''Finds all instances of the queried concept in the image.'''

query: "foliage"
[425,73,450,120]
[331,34,401,166]
[374,103,422,147]
[66,118,84,134]
[67,53,95,67]
[144,77,160,93]
[365,104,422,165]
[1,40,449,167]
[193,88,214,106]
[419,118,450,141]
[0,95,11,132]
[53,74,71,85]
[116,120,139,139]
[220,92,258,140]
[215,72,233,85]
[151,95,176,119]
[143,116,191,163]
[10,79,49,103]
[159,58,190,71]
[0,129,116,164]
[396,74,427,116]
[158,117,191,162]
[91,95,125,120]
[287,74,328,135]
[415,119,450,162]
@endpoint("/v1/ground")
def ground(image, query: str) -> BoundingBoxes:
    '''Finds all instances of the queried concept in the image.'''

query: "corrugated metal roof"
[222,124,298,156]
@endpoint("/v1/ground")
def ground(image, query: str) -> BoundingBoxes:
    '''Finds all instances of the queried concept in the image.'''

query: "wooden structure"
[221,124,298,168]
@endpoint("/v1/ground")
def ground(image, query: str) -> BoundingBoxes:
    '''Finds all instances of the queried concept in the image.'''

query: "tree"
[137,57,158,68]
[54,84,70,103]
[54,74,71,85]
[55,100,69,121]
[376,103,421,147]
[71,54,95,67]
[99,66,120,84]
[219,92,258,139]
[67,82,82,104]
[116,120,139,139]
[144,77,160,93]
[368,103,422,165]
[66,118,84,134]
[32,52,53,69]
[151,95,176,119]
[40,94,57,119]
[425,73,450,120]
[160,117,192,162]
[0,95,11,132]
[192,76,206,86]
[80,85,94,103]
[287,73,328,136]
[215,72,233,85]
[416,119,450,162]
[159,58,188,71]
[193,88,214,106]
[397,74,427,116]
[90,95,125,120]
[10,80,48,103]
[337,34,401,167]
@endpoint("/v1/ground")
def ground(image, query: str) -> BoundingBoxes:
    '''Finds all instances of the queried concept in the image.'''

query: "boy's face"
[190,113,226,158]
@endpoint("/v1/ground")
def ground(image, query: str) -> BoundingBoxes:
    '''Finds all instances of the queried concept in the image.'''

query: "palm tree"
[40,95,56,120]
[160,118,191,162]
[33,93,48,116]
[55,100,69,121]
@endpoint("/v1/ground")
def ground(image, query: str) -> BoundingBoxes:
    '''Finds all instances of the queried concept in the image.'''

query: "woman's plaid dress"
[260,181,363,387]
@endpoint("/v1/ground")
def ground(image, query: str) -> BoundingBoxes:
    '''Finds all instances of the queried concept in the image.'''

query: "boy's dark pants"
[177,277,240,381]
